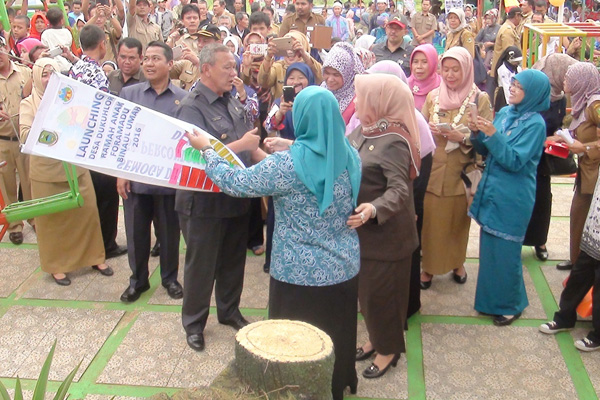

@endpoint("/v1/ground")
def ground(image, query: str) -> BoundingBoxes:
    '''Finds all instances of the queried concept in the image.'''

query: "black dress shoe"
[557,260,573,271]
[535,246,549,261]
[52,274,71,286]
[163,281,183,299]
[220,317,250,331]
[186,333,205,351]
[452,270,468,284]
[9,232,23,245]
[263,263,270,273]
[92,265,114,276]
[120,283,151,303]
[105,245,128,259]
[493,312,522,326]
[356,347,376,361]
[362,354,400,379]
[420,279,432,290]
[150,242,160,257]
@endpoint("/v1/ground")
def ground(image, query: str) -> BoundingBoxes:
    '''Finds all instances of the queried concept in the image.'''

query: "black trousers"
[123,192,180,289]
[247,197,264,249]
[264,197,275,268]
[407,153,433,320]
[90,170,120,252]
[554,251,600,343]
[179,213,249,334]
[524,173,552,247]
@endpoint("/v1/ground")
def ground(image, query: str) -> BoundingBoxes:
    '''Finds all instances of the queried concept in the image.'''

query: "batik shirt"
[68,55,109,92]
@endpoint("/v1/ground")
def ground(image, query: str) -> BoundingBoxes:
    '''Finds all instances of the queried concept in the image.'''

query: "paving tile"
[97,311,186,386]
[0,248,39,297]
[422,323,577,400]
[354,319,408,399]
[0,306,62,378]
[551,176,576,185]
[13,308,124,381]
[420,263,546,319]
[551,184,574,217]
[147,253,269,309]
[167,315,264,388]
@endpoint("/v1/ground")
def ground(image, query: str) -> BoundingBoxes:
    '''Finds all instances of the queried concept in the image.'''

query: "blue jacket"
[468,108,546,242]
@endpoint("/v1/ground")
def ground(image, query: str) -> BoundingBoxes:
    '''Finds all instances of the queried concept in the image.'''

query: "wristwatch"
[585,145,591,153]
[199,145,214,157]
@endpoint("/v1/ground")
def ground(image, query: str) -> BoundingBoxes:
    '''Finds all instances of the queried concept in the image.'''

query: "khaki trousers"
[0,139,32,232]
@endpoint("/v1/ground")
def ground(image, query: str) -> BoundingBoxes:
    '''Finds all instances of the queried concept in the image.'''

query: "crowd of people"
[1,0,600,398]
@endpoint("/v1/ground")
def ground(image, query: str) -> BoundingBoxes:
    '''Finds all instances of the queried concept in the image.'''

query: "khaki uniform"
[126,14,163,52]
[100,24,121,65]
[176,33,200,56]
[411,12,437,45]
[421,89,493,275]
[170,59,199,91]
[212,10,236,26]
[0,61,32,233]
[445,28,475,58]
[278,12,326,38]
[257,57,323,99]
[490,20,519,77]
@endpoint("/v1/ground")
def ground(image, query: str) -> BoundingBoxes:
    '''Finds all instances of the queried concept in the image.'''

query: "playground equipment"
[522,22,600,68]
[0,161,83,242]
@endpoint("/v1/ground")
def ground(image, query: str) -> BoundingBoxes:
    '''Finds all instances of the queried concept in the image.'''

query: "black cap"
[198,24,220,40]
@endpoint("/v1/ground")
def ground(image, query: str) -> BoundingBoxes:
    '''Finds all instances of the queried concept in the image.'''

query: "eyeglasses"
[510,81,524,91]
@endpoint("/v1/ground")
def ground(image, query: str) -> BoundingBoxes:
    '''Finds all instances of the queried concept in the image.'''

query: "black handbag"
[546,153,578,176]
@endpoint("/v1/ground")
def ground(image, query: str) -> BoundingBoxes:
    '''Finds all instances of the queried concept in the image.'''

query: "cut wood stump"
[234,319,335,399]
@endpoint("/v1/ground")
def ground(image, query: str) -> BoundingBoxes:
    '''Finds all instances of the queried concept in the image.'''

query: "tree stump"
[234,319,335,399]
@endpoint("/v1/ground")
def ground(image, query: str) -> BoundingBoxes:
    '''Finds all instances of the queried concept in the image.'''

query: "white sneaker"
[575,338,600,352]
[539,321,571,335]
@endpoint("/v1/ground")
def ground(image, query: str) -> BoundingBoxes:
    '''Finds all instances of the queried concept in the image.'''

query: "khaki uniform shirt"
[126,14,163,52]
[212,10,236,26]
[422,89,493,197]
[176,33,200,56]
[0,62,31,139]
[170,59,199,91]
[445,28,475,59]
[490,21,519,77]
[278,12,326,38]
[411,12,437,45]
[575,101,600,194]
[100,24,120,65]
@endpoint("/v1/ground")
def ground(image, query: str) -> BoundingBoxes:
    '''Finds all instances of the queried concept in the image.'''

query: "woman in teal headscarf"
[468,69,550,326]
[185,86,362,400]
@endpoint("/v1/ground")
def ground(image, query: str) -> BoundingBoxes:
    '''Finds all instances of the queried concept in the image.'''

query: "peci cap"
[387,15,408,29]
[506,6,523,18]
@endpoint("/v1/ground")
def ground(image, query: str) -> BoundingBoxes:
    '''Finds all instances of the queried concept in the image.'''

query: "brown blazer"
[348,128,418,262]
[574,100,600,194]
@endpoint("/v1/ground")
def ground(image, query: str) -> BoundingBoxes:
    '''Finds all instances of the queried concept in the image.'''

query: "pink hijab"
[407,44,441,111]
[438,47,476,110]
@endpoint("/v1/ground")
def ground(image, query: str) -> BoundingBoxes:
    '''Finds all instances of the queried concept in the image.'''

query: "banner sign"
[22,73,245,193]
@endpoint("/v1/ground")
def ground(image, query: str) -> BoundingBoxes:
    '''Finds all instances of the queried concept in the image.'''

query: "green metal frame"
[2,162,83,223]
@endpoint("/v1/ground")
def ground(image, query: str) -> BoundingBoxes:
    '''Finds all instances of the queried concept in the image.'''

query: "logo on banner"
[59,86,74,103]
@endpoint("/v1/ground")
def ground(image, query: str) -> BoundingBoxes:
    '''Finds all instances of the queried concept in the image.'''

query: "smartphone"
[272,37,293,56]
[248,43,268,56]
[172,45,183,61]
[48,47,62,58]
[98,0,110,6]
[468,102,478,121]
[436,123,452,132]
[282,86,296,103]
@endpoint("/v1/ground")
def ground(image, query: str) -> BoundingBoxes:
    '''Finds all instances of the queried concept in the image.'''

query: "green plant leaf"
[0,380,10,400]
[52,360,81,400]
[33,340,57,400]
[14,378,23,400]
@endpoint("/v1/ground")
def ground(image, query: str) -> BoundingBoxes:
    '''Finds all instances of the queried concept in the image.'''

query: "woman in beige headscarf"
[444,8,475,58]
[20,58,111,286]
[420,47,492,289]
[258,30,323,99]
[347,73,420,379]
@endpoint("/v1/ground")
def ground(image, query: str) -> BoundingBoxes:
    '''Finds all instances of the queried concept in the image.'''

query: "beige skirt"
[31,171,105,273]
[421,192,471,275]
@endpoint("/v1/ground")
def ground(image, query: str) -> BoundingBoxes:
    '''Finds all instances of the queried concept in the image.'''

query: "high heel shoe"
[356,347,375,361]
[420,272,432,290]
[534,245,548,261]
[362,354,400,379]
